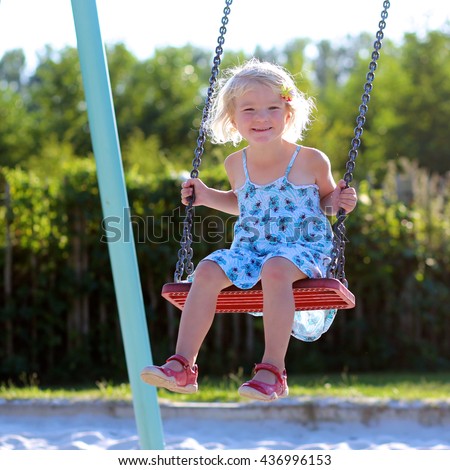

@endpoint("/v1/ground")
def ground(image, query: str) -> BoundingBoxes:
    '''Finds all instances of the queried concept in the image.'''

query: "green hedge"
[1,159,449,384]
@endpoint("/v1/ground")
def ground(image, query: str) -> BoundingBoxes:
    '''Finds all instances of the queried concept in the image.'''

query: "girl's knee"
[261,258,303,285]
[194,261,228,287]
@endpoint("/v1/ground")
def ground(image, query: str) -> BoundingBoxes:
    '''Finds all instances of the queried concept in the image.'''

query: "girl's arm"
[313,151,357,215]
[181,178,239,215]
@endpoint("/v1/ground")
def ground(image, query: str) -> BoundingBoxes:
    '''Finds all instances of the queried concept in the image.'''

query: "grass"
[1,372,449,403]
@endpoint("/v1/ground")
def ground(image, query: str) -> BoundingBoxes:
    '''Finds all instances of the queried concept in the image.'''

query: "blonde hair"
[206,59,315,145]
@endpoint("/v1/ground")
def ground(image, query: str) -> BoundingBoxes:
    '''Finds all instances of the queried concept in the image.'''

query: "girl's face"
[232,82,291,145]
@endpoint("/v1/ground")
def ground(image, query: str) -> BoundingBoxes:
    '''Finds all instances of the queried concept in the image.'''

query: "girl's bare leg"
[162,261,231,371]
[254,257,306,383]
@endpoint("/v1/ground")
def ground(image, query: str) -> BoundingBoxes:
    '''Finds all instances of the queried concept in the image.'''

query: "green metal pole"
[70,0,164,450]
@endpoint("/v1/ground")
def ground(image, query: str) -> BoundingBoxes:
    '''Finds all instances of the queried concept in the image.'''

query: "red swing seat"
[161,277,355,314]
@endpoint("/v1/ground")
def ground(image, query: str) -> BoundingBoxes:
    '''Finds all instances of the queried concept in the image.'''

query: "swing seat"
[162,278,355,314]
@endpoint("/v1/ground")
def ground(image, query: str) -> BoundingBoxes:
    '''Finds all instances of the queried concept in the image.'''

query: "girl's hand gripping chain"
[331,179,358,214]
[181,178,209,207]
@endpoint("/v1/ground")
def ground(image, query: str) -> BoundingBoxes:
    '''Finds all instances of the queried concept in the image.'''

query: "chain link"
[327,0,390,284]
[174,0,233,282]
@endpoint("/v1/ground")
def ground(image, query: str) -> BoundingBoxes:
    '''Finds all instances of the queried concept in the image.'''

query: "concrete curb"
[1,397,450,426]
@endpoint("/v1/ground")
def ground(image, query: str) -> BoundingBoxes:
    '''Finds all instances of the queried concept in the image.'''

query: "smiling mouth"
[253,127,272,132]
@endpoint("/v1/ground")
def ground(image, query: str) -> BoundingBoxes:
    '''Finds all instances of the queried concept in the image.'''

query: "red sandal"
[238,363,289,401]
[140,354,198,394]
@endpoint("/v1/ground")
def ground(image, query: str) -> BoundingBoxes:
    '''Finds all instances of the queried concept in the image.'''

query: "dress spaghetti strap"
[285,145,302,177]
[242,148,250,181]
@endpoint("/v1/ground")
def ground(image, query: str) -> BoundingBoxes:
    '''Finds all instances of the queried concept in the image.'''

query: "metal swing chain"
[174,0,233,283]
[327,0,390,285]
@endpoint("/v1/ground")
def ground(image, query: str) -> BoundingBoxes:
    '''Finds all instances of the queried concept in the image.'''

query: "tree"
[0,86,34,167]
[391,32,450,173]
[0,49,26,91]
[27,46,90,157]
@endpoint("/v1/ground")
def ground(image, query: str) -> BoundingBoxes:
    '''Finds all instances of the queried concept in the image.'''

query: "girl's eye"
[243,108,254,112]
[269,106,281,110]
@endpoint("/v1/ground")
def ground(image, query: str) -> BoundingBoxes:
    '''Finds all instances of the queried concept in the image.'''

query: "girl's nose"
[254,110,269,121]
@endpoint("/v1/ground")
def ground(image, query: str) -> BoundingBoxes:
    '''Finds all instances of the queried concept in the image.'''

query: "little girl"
[141,59,357,401]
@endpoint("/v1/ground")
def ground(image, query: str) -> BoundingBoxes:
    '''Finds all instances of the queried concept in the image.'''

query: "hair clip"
[280,84,295,102]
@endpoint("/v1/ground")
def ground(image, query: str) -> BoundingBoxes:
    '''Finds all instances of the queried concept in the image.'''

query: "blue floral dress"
[203,145,337,341]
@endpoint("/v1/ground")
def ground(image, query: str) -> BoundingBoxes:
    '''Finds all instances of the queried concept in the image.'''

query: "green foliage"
[122,130,173,176]
[0,85,34,167]
[336,160,450,371]
[0,49,26,89]
[2,32,450,174]
[27,46,89,157]
[1,159,449,383]
[354,32,450,176]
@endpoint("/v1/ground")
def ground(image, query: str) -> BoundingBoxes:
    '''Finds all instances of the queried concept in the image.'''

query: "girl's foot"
[140,354,198,394]
[238,363,289,401]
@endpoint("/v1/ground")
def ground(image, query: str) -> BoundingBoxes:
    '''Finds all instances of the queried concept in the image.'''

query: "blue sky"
[0,0,448,72]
